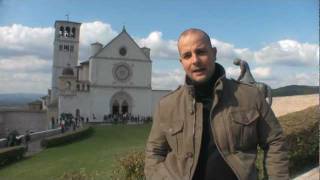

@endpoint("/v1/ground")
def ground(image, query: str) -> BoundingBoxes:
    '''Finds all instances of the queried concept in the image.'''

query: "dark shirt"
[189,69,237,180]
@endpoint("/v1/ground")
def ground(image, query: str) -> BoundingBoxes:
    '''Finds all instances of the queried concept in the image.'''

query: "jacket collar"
[183,63,226,97]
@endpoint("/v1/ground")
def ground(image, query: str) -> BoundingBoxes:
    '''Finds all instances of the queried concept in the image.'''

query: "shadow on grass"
[0,152,34,170]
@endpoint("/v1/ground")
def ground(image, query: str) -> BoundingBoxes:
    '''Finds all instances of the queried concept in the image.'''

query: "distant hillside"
[272,85,318,97]
[0,93,44,107]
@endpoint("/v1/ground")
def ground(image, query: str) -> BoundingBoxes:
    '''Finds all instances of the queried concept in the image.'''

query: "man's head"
[178,28,217,84]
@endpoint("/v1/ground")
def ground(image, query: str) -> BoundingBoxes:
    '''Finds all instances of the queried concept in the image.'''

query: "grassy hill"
[272,85,318,97]
[0,124,151,180]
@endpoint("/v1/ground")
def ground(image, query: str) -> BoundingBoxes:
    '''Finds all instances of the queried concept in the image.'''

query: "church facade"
[47,20,170,122]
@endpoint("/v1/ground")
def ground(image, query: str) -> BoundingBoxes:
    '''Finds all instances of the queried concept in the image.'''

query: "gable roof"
[93,28,150,61]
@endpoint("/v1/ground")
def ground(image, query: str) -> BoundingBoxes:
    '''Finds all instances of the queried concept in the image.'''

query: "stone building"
[46,20,170,122]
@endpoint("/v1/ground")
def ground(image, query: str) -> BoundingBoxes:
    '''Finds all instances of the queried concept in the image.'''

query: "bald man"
[145,29,288,180]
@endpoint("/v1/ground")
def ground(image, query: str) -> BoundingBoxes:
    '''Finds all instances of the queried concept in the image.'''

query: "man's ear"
[212,47,217,61]
[212,47,217,56]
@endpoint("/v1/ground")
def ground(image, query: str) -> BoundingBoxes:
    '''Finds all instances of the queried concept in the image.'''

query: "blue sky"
[0,0,318,93]
[1,0,318,49]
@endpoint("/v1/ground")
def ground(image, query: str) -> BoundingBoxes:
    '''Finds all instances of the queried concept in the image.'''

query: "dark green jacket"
[145,64,289,180]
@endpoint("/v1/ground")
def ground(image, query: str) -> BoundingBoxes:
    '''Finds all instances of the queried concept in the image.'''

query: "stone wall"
[0,108,47,138]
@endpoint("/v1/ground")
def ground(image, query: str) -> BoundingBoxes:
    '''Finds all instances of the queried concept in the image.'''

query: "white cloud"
[0,55,51,93]
[252,67,271,79]
[0,24,53,51]
[136,35,254,61]
[78,21,118,60]
[0,21,317,93]
[137,31,178,60]
[225,66,240,79]
[0,21,118,61]
[0,71,51,93]
[152,68,184,90]
[254,39,319,66]
[79,21,117,46]
[0,55,50,72]
[226,66,271,81]
[0,24,54,59]
[211,38,253,62]
[290,73,318,86]
[265,72,318,89]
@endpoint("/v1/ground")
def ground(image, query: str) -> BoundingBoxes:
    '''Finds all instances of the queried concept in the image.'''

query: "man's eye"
[183,53,191,59]
[197,50,207,55]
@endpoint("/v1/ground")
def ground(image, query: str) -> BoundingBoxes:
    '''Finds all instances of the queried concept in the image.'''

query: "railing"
[0,128,61,148]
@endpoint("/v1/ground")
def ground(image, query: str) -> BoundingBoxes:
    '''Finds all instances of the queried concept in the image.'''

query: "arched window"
[65,27,70,37]
[59,26,64,36]
[71,27,76,38]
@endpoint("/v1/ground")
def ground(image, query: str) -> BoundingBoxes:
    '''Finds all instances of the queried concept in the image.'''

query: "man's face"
[178,32,216,84]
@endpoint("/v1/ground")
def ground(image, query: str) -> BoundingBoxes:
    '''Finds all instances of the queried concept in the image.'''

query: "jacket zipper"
[209,97,241,180]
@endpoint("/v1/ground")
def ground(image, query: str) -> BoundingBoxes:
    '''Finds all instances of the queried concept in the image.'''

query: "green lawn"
[0,124,151,180]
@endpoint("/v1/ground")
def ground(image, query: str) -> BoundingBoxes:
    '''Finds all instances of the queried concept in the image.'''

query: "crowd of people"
[51,113,86,133]
[103,113,152,124]
[51,112,151,133]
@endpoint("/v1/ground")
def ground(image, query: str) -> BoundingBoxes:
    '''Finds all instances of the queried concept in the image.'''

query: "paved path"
[23,127,76,157]
[272,94,318,117]
[293,167,319,180]
[24,139,43,157]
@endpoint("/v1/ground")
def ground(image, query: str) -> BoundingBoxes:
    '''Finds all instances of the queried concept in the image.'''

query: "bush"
[279,105,319,176]
[58,168,99,180]
[41,126,94,148]
[0,145,26,166]
[111,150,145,180]
[256,106,319,179]
[111,106,319,179]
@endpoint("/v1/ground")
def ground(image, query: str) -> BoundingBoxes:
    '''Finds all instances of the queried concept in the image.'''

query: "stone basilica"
[45,20,170,122]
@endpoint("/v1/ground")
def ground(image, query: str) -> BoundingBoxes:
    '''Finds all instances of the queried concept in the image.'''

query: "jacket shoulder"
[160,85,182,101]
[226,78,262,103]
[229,78,259,92]
[230,78,257,88]
[158,85,184,106]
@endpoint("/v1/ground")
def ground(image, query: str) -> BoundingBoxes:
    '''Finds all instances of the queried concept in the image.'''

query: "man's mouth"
[192,68,206,73]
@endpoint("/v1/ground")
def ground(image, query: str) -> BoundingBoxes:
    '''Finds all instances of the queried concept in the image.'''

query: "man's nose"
[191,54,200,64]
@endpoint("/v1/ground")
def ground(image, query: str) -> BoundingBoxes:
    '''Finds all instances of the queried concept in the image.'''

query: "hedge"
[111,106,319,179]
[278,105,319,176]
[41,126,94,148]
[0,145,26,167]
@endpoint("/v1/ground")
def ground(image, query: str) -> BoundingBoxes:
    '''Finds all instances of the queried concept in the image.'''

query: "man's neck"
[186,72,218,102]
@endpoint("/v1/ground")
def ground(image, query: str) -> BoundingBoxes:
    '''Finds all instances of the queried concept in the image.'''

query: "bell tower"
[51,20,81,102]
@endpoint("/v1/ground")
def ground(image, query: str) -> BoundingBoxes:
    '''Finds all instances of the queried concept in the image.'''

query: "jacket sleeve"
[257,93,289,180]
[144,102,170,179]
